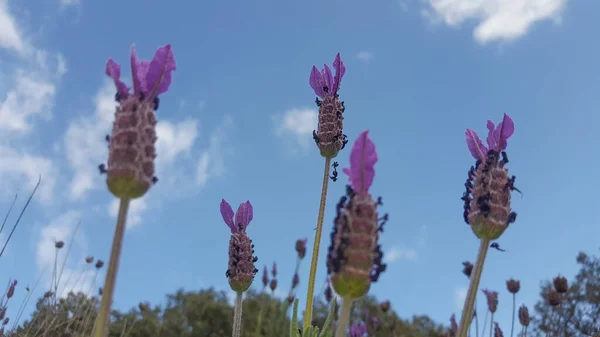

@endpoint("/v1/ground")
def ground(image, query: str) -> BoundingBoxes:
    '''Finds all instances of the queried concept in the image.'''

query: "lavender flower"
[463,114,518,240]
[518,304,530,326]
[482,289,499,313]
[327,130,387,299]
[553,275,568,293]
[450,314,458,336]
[494,323,504,337]
[221,199,258,293]
[103,45,176,199]
[295,238,308,259]
[310,53,347,158]
[506,279,520,294]
[348,322,367,337]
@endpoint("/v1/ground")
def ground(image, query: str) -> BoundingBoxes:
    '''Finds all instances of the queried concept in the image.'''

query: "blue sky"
[0,0,598,333]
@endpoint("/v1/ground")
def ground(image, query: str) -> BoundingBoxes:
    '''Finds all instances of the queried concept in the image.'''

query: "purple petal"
[486,120,497,150]
[235,200,253,231]
[220,199,235,232]
[130,45,146,95]
[146,44,176,96]
[494,114,514,151]
[310,66,325,98]
[105,59,130,96]
[321,64,334,95]
[344,130,378,193]
[465,129,488,161]
[331,53,346,94]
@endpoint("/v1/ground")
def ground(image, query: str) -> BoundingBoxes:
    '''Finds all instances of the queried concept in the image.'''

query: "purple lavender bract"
[104,44,176,199]
[310,53,347,159]
[221,199,258,293]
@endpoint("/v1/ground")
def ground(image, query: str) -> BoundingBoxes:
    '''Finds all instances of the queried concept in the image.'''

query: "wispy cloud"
[385,245,418,263]
[108,198,147,230]
[196,115,234,187]
[421,0,567,44]
[0,0,26,53]
[356,51,374,63]
[454,286,467,310]
[273,107,317,155]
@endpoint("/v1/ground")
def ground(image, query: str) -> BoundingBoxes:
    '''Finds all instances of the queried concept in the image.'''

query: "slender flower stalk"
[336,297,353,337]
[304,53,347,329]
[457,114,518,337]
[482,289,498,337]
[93,44,176,337]
[233,292,243,337]
[506,279,520,337]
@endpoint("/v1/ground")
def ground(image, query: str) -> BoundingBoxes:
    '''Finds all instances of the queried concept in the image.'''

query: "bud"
[309,53,347,159]
[547,290,561,307]
[95,260,104,269]
[286,295,295,304]
[85,256,94,264]
[55,241,64,249]
[494,323,503,337]
[449,314,458,337]
[222,199,258,293]
[262,266,269,288]
[327,131,387,299]
[463,114,517,240]
[518,304,530,326]
[6,280,17,299]
[553,276,568,293]
[103,45,176,199]
[295,238,307,259]
[462,261,473,278]
[379,300,390,313]
[506,279,520,294]
[291,273,300,289]
[269,279,277,292]
[271,262,277,278]
[482,289,498,313]
[324,280,333,303]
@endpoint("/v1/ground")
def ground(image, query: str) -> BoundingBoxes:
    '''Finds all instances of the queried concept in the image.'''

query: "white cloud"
[0,0,25,52]
[156,119,198,172]
[65,80,116,200]
[356,51,374,62]
[108,198,147,230]
[273,108,317,154]
[196,115,234,187]
[0,146,57,204]
[455,286,467,310]
[60,0,80,7]
[422,0,567,43]
[384,245,418,263]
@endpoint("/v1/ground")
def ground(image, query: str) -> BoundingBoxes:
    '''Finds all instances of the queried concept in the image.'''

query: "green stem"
[481,310,488,337]
[335,297,353,337]
[475,303,479,337]
[510,294,516,337]
[457,239,490,337]
[303,156,332,330]
[489,313,494,337]
[232,292,244,337]
[92,198,130,337]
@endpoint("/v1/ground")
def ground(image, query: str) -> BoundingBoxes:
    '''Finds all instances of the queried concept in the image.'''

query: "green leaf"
[290,299,301,337]
[319,297,337,337]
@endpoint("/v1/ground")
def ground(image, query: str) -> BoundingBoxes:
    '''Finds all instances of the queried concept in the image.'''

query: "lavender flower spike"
[462,114,518,240]
[348,322,367,337]
[327,130,387,299]
[222,199,258,292]
[310,53,347,158]
[103,44,176,199]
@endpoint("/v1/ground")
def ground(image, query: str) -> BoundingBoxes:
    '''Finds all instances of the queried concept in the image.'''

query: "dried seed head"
[269,279,277,292]
[286,295,295,304]
[494,323,504,337]
[138,302,149,312]
[462,261,473,278]
[95,260,104,269]
[553,276,568,293]
[85,256,94,264]
[309,54,347,159]
[482,289,499,313]
[295,238,307,259]
[547,290,561,307]
[506,279,520,294]
[262,266,269,288]
[2,318,8,326]
[324,280,333,303]
[55,241,65,249]
[379,300,390,313]
[6,280,16,299]
[104,45,176,199]
[518,304,530,326]
[222,200,258,293]
[463,114,517,241]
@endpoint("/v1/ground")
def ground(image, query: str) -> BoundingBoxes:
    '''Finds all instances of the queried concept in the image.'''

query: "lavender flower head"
[326,130,387,299]
[348,322,367,337]
[462,114,518,240]
[494,323,504,337]
[450,314,458,336]
[482,289,499,313]
[310,53,348,158]
[518,304,530,326]
[103,45,176,199]
[221,199,258,292]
